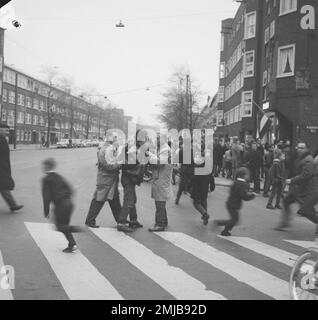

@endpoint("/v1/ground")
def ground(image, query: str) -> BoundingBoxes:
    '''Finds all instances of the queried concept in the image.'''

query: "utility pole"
[70,98,74,139]
[185,74,189,130]
[13,71,18,149]
[189,75,193,133]
[46,86,52,148]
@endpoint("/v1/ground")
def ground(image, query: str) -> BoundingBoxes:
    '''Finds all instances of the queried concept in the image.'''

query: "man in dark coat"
[243,141,261,193]
[276,142,318,231]
[0,123,23,212]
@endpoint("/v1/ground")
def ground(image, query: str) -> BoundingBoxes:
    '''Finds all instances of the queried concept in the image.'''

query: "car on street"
[56,139,70,148]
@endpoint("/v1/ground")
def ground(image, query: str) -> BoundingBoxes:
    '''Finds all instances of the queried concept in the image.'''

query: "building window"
[25,113,32,125]
[26,96,32,108]
[1,108,6,121]
[219,62,225,79]
[263,71,268,86]
[277,44,295,78]
[7,111,14,127]
[4,69,16,85]
[8,91,15,104]
[2,88,7,102]
[241,91,253,117]
[270,20,275,38]
[244,51,255,77]
[279,0,297,16]
[264,27,270,44]
[18,94,25,106]
[33,99,39,110]
[221,33,224,51]
[245,11,256,39]
[17,111,24,124]
[218,86,224,103]
[33,115,38,125]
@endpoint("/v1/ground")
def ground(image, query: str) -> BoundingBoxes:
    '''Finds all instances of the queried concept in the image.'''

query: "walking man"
[0,123,23,212]
[276,142,318,232]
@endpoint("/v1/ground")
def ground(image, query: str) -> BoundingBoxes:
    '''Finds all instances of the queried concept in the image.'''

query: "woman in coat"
[85,136,122,228]
[148,135,173,232]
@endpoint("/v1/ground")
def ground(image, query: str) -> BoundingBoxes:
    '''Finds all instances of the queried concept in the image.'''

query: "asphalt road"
[0,147,317,300]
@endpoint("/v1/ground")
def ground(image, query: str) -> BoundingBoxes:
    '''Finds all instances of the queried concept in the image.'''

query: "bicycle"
[289,244,318,300]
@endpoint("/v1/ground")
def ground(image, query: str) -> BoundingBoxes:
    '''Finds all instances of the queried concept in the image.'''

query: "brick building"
[215,0,318,150]
[0,64,128,145]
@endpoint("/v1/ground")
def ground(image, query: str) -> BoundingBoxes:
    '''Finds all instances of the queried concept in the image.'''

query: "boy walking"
[266,149,285,210]
[42,158,82,253]
[212,167,255,236]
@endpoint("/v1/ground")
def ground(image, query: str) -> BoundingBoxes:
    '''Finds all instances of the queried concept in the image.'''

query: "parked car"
[56,139,70,148]
[71,139,82,148]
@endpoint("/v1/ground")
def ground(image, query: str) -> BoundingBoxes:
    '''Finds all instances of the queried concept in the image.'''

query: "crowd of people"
[1,120,317,253]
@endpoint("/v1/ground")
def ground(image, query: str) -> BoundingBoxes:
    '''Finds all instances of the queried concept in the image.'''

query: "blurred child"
[266,149,285,210]
[223,147,232,179]
[212,167,256,236]
[42,158,82,253]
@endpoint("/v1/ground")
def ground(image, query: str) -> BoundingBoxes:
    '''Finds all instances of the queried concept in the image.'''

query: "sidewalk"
[9,144,57,151]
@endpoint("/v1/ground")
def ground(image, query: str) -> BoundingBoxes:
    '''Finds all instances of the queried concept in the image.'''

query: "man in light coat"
[0,123,23,212]
[85,136,122,228]
[148,134,173,232]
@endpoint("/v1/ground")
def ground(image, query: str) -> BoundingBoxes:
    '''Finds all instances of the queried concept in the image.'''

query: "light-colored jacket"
[150,144,173,202]
[94,144,120,202]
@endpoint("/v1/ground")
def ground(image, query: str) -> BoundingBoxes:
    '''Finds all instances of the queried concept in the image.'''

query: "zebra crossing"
[0,221,317,300]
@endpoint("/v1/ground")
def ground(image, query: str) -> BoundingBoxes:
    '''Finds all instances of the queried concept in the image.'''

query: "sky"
[4,0,238,124]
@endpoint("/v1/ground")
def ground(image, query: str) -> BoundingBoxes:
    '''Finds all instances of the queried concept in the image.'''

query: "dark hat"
[236,167,250,179]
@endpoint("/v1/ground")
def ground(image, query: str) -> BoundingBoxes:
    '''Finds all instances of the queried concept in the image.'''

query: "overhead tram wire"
[20,10,235,23]
[5,37,166,97]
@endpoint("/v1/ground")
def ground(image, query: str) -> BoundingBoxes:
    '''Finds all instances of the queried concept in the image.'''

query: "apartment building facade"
[215,0,318,149]
[0,65,128,145]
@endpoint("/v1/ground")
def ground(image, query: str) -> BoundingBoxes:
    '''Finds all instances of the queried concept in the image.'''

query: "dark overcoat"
[0,136,14,190]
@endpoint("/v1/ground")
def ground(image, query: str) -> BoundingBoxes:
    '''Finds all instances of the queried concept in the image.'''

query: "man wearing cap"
[276,142,318,232]
[0,123,23,212]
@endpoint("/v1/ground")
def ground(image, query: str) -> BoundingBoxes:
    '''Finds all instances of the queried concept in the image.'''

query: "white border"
[279,0,298,17]
[277,44,296,78]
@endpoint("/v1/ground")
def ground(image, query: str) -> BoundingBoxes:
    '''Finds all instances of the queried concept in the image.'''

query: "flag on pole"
[259,114,272,139]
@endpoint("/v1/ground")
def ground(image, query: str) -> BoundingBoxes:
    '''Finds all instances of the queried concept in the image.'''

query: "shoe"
[10,205,23,212]
[266,204,275,210]
[63,245,77,253]
[175,199,179,205]
[129,221,143,229]
[274,223,290,231]
[148,226,165,232]
[275,204,283,210]
[117,223,134,233]
[221,230,232,237]
[201,214,210,226]
[85,223,99,228]
[263,193,269,198]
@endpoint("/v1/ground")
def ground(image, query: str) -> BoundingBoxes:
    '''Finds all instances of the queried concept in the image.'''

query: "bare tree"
[158,65,204,131]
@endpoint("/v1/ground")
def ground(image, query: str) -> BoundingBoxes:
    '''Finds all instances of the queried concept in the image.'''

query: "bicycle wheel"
[289,248,318,300]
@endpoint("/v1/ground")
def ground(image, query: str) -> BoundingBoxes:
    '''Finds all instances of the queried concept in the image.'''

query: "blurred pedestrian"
[212,167,255,236]
[263,143,274,197]
[223,146,232,179]
[0,123,23,213]
[213,140,223,177]
[231,137,241,180]
[266,149,285,210]
[243,141,261,193]
[42,158,83,253]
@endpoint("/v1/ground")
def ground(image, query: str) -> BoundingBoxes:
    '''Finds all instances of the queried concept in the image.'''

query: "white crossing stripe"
[285,240,318,249]
[157,232,290,300]
[0,250,14,300]
[219,236,298,267]
[91,228,226,300]
[25,222,123,300]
